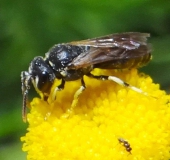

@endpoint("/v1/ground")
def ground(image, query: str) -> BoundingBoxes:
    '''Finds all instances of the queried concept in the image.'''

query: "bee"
[21,32,151,122]
[118,138,132,153]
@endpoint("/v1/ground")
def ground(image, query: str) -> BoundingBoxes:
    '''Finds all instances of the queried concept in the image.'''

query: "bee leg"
[87,73,149,96]
[51,79,65,101]
[66,78,86,116]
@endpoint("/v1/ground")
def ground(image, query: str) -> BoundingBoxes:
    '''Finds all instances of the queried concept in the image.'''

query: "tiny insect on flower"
[21,32,151,122]
[118,138,132,153]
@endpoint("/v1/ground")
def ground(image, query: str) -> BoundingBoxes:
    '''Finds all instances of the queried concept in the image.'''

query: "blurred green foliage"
[0,0,170,159]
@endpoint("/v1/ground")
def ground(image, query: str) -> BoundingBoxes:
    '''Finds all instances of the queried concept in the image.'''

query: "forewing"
[68,32,150,49]
[68,32,151,69]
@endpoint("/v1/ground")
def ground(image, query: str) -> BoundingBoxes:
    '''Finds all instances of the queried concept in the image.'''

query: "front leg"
[64,78,86,117]
[51,79,65,101]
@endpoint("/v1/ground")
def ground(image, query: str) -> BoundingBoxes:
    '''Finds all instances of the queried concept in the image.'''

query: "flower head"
[21,69,170,160]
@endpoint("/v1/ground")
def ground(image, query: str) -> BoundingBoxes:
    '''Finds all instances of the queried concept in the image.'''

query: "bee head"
[21,56,55,122]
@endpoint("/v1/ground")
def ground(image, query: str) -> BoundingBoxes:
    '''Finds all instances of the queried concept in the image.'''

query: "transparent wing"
[68,32,150,49]
[68,32,151,69]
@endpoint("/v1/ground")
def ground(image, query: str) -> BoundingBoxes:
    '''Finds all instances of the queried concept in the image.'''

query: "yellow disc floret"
[21,69,170,160]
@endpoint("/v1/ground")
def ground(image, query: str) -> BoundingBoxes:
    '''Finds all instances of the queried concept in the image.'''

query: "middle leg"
[69,78,86,112]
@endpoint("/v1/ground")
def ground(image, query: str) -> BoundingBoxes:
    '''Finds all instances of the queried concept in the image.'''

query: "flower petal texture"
[21,69,170,160]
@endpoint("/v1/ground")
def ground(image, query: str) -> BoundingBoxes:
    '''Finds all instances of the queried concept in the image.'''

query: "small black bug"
[118,138,132,153]
[21,32,151,121]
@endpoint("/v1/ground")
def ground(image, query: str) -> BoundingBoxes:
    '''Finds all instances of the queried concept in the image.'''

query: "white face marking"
[35,76,39,88]
[31,76,39,88]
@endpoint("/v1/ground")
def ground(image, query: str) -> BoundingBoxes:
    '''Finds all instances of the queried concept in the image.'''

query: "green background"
[0,1,170,159]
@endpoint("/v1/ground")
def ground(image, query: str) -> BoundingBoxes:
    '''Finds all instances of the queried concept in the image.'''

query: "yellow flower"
[21,69,170,160]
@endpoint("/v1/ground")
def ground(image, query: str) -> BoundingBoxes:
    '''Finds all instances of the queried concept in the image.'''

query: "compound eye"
[37,71,54,94]
[41,71,49,84]
[30,56,55,95]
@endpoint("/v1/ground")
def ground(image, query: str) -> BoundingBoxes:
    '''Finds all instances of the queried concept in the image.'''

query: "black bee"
[118,138,132,153]
[21,32,151,121]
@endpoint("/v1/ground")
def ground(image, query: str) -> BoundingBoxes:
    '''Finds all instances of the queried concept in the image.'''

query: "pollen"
[21,69,170,160]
